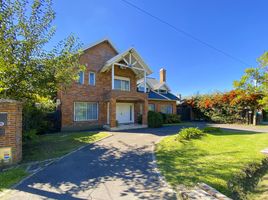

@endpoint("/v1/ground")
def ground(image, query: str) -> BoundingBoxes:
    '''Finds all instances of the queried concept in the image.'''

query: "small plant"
[162,114,181,124]
[22,129,38,142]
[115,120,119,127]
[137,114,142,124]
[148,111,163,128]
[177,127,205,141]
[203,127,221,133]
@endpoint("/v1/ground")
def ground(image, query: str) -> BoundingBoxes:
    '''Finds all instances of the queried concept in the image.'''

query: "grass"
[250,173,268,200]
[0,167,28,192]
[22,131,111,162]
[155,130,268,197]
[0,131,110,192]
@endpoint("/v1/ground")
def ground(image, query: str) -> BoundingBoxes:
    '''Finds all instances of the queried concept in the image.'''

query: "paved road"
[3,126,182,200]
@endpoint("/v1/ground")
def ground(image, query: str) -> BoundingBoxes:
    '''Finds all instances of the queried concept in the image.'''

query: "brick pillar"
[142,99,148,125]
[172,102,177,114]
[109,99,116,127]
[0,99,22,165]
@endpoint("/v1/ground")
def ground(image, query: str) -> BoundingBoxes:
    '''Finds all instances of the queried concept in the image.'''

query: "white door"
[116,103,134,124]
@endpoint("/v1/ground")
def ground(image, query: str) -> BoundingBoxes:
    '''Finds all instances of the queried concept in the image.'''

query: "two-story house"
[57,39,179,131]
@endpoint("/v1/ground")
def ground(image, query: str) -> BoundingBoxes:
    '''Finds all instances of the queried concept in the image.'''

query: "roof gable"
[82,38,119,54]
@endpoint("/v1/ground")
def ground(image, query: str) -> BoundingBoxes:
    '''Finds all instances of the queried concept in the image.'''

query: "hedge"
[148,111,163,128]
[228,157,268,200]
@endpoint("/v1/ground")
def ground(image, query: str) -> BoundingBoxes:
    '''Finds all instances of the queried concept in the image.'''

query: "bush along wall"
[148,111,163,128]
[161,113,181,124]
[228,157,268,200]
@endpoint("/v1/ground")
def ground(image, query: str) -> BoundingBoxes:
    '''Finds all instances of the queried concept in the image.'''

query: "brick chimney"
[160,68,166,83]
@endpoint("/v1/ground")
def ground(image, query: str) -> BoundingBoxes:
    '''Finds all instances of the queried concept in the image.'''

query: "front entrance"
[116,103,134,124]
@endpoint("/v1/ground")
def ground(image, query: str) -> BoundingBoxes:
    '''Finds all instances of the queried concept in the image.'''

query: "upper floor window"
[161,104,173,114]
[114,76,130,91]
[159,89,167,94]
[89,72,95,86]
[78,71,84,84]
[138,86,149,92]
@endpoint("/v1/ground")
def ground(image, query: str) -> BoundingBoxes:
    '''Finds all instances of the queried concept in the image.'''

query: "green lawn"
[0,167,28,192]
[155,130,268,197]
[250,173,268,200]
[23,131,111,162]
[0,131,110,192]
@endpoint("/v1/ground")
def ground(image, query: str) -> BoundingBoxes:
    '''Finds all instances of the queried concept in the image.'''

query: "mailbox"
[0,112,7,136]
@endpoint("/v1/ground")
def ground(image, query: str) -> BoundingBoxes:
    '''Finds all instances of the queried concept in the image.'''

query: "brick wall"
[148,100,177,114]
[0,99,22,164]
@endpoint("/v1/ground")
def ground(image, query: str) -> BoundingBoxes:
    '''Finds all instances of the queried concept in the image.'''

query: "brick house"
[57,39,179,131]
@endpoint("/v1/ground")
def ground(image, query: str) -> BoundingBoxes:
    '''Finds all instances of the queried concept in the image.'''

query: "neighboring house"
[57,39,179,131]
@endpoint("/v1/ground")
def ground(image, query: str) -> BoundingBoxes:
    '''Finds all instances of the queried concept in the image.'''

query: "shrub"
[148,111,163,128]
[203,127,222,133]
[137,114,142,124]
[22,129,38,142]
[228,157,268,200]
[177,127,205,141]
[162,113,181,124]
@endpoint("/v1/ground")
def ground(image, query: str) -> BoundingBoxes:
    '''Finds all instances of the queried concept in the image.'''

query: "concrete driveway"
[3,126,181,200]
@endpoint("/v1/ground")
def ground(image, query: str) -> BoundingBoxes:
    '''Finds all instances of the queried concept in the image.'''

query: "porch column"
[109,98,116,127]
[112,64,114,90]
[142,99,148,125]
[144,71,147,93]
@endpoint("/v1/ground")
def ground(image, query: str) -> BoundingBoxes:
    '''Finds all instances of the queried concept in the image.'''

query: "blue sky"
[50,0,268,97]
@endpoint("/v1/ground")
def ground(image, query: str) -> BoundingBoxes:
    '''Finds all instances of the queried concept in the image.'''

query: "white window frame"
[74,102,98,121]
[78,71,84,84]
[89,72,96,86]
[114,76,130,91]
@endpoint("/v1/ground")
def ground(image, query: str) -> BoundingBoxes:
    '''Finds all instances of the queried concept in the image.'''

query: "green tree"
[234,52,268,109]
[0,0,85,101]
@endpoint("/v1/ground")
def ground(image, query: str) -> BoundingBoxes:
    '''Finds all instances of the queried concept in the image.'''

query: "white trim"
[89,72,96,86]
[107,102,110,124]
[73,102,98,121]
[112,64,114,89]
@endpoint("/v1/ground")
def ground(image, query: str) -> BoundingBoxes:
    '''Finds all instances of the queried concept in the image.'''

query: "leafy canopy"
[0,0,85,101]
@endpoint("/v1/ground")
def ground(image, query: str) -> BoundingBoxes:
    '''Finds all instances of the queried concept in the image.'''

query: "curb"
[0,133,113,199]
[151,136,177,196]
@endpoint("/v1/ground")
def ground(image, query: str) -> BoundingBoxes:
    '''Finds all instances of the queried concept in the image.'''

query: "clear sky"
[49,0,268,97]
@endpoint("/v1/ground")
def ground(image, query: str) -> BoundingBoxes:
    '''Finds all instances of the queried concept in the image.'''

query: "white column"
[112,64,114,89]
[144,70,147,93]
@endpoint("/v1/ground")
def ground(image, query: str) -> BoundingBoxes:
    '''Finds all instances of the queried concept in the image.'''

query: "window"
[114,76,130,91]
[148,104,155,111]
[74,102,98,121]
[89,72,95,85]
[138,86,149,92]
[78,71,84,84]
[161,105,173,114]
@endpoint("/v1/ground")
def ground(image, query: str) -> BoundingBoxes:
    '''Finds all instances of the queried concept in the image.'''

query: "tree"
[234,52,268,110]
[0,0,85,101]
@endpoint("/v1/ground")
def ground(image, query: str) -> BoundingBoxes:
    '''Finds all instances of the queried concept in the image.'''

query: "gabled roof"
[100,48,153,78]
[82,38,119,54]
[147,90,180,101]
[138,77,171,91]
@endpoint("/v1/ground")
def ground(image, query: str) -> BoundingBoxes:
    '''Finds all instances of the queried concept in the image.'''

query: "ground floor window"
[161,104,173,114]
[148,104,155,111]
[74,102,98,121]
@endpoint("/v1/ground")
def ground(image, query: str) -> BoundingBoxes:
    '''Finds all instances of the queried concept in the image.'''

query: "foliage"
[176,127,205,141]
[148,111,163,128]
[234,51,268,110]
[203,127,221,133]
[186,89,262,123]
[137,114,142,124]
[155,130,268,196]
[22,97,58,136]
[22,129,38,142]
[0,0,85,101]
[228,158,268,200]
[161,113,181,124]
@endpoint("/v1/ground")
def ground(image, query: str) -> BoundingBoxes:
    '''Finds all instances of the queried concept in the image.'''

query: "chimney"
[160,68,166,83]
